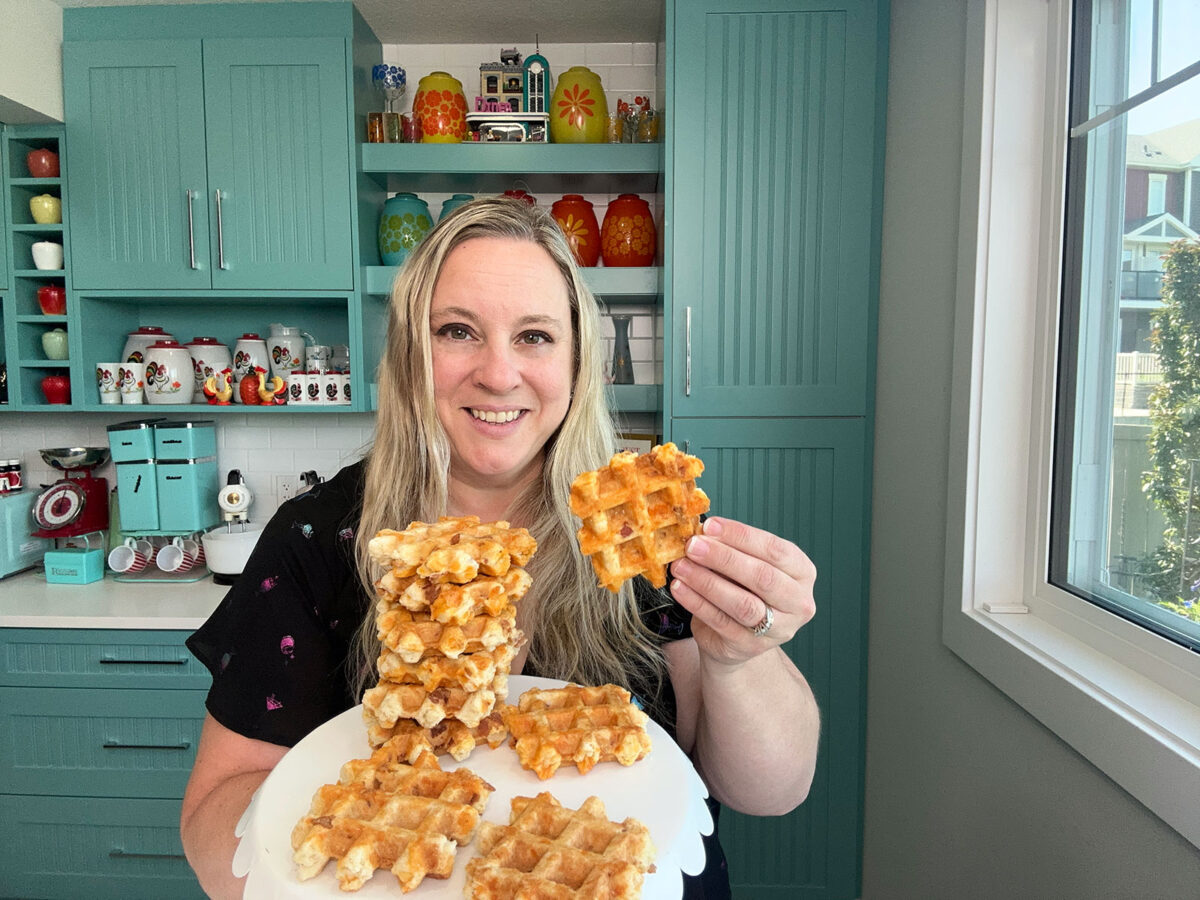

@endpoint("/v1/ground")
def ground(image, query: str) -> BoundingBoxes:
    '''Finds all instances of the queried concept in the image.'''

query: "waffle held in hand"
[464,792,656,899]
[503,683,652,780]
[569,443,709,592]
[291,748,493,892]
[368,516,537,583]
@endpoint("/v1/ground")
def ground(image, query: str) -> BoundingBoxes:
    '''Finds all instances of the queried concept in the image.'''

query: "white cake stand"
[233,675,713,898]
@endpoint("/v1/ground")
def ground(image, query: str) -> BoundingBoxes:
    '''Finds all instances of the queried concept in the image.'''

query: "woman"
[181,197,820,898]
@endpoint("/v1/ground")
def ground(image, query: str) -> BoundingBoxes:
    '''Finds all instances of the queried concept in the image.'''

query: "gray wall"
[863,2,1200,896]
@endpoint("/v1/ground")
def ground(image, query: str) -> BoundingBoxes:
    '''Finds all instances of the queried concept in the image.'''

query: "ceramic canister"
[378,193,433,267]
[143,339,193,404]
[412,71,469,143]
[232,334,270,403]
[549,67,608,143]
[122,326,174,364]
[267,323,306,380]
[551,194,601,267]
[601,193,657,267]
[439,193,475,222]
[185,336,233,402]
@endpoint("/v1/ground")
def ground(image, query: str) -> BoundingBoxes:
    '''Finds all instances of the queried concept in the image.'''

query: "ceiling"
[48,0,666,44]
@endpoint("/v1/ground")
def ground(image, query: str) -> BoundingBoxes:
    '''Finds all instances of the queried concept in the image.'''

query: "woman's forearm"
[692,647,820,816]
[180,768,271,899]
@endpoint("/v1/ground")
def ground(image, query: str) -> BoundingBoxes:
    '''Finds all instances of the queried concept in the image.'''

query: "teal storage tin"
[154,420,216,460]
[116,461,160,532]
[156,458,220,532]
[106,418,167,463]
[44,547,105,584]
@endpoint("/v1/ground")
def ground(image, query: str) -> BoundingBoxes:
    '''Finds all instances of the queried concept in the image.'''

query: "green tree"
[1142,238,1200,619]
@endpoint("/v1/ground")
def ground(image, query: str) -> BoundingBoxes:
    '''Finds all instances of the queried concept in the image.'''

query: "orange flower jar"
[601,194,656,267]
[412,72,468,143]
[551,194,600,267]
[549,66,607,143]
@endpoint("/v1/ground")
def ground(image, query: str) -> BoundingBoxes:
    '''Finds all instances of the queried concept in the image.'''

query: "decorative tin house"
[479,48,525,112]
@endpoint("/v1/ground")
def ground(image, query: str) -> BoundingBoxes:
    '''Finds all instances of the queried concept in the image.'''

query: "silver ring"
[751,604,774,637]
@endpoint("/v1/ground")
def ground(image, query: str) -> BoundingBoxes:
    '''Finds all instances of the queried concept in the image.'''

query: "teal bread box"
[154,420,217,459]
[106,417,165,462]
[116,460,160,532]
[156,458,219,533]
[44,547,105,584]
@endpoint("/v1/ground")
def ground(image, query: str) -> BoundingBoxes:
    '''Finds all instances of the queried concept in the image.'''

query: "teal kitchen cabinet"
[666,1,885,897]
[64,36,353,293]
[667,0,883,420]
[0,628,209,899]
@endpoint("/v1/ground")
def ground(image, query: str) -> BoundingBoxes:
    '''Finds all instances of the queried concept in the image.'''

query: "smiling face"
[430,236,575,510]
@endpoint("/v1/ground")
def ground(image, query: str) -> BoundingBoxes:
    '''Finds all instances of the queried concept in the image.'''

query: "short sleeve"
[186,463,367,747]
[635,575,694,643]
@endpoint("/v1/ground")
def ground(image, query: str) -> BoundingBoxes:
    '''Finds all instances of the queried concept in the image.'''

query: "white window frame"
[1148,172,1167,215]
[944,0,1200,849]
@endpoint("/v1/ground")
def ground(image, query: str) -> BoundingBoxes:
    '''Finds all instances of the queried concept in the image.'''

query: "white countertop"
[0,568,226,630]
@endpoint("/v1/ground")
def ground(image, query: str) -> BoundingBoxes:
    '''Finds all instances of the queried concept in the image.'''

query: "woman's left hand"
[668,516,816,665]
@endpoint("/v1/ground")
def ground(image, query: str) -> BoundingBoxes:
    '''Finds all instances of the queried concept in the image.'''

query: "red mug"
[40,374,70,404]
[37,284,66,315]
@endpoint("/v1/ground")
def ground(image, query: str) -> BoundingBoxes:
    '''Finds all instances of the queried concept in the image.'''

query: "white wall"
[863,2,1200,896]
[0,0,64,123]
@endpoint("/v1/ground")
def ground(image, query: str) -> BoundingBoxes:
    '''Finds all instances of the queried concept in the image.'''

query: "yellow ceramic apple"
[29,194,62,225]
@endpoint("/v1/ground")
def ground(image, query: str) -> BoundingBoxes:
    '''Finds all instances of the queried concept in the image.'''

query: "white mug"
[96,362,123,405]
[31,241,64,270]
[118,362,146,404]
[108,537,154,573]
[156,536,202,573]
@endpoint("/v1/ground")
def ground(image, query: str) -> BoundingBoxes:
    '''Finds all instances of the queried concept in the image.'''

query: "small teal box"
[44,547,105,584]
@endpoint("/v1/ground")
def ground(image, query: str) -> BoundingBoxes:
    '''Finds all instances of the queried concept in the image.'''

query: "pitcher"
[267,324,312,380]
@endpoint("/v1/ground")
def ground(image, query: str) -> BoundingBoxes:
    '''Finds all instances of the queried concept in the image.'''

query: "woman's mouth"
[469,408,524,424]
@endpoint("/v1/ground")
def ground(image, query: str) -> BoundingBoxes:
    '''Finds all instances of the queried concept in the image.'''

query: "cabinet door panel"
[670,0,880,417]
[667,417,868,899]
[64,40,211,291]
[202,37,353,290]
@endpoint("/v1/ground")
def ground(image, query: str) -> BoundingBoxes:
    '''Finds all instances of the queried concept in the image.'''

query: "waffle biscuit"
[376,643,519,694]
[363,676,507,730]
[291,751,493,892]
[364,710,511,757]
[368,516,537,583]
[503,684,652,780]
[569,443,709,591]
[375,602,519,663]
[376,567,532,625]
[464,792,656,899]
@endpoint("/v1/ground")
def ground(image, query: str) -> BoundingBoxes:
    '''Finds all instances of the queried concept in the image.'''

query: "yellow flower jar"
[549,66,608,143]
[412,71,469,143]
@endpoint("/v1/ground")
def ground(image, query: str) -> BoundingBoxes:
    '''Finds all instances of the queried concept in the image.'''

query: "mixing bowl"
[40,446,111,470]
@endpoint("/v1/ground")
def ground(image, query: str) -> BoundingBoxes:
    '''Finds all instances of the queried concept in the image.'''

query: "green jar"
[378,193,432,267]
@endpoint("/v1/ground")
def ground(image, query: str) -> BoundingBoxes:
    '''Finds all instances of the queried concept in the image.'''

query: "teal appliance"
[0,491,52,578]
[108,419,220,535]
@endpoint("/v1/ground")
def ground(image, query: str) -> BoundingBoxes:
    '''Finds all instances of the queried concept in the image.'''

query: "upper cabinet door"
[670,0,881,417]
[201,38,353,291]
[64,40,212,291]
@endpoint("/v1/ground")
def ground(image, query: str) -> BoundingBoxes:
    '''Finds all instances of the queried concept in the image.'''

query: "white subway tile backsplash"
[585,44,634,66]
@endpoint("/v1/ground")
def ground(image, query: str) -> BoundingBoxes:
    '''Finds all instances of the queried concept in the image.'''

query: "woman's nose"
[473,342,521,392]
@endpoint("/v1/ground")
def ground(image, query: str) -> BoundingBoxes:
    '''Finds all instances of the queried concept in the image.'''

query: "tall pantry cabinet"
[665,1,885,897]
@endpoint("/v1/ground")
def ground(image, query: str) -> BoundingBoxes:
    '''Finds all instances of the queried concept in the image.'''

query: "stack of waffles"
[503,683,653,780]
[570,442,710,592]
[363,516,537,759]
[465,792,657,899]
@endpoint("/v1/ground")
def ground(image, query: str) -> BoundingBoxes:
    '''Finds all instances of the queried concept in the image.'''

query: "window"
[944,0,1200,850]
[1053,0,1200,654]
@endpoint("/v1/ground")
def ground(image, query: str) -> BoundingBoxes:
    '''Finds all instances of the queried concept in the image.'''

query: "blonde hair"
[351,196,667,703]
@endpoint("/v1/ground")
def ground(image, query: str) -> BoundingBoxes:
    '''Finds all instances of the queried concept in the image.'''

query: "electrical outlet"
[275,474,297,502]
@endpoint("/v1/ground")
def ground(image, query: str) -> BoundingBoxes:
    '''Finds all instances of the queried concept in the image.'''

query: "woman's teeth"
[470,409,521,424]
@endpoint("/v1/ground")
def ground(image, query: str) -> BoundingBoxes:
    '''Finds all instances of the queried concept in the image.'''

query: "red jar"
[26,148,59,178]
[551,194,601,267]
[600,194,657,267]
[37,283,66,315]
[502,189,536,206]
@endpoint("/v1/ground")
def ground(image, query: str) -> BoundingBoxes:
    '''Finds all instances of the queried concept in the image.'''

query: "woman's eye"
[520,331,551,345]
[437,324,472,340]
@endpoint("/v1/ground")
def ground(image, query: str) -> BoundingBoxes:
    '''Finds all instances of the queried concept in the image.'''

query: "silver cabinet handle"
[110,849,187,861]
[214,188,227,269]
[103,741,191,750]
[99,657,188,665]
[186,189,197,269]
[685,306,692,397]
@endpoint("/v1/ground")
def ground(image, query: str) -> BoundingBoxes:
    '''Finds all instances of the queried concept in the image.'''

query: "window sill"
[944,600,1200,848]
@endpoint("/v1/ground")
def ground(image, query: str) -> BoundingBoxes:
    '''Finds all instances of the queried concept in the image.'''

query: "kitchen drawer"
[0,628,210,689]
[0,794,204,899]
[0,686,206,798]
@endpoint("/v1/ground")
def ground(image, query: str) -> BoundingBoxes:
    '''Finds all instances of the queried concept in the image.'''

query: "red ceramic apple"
[37,284,66,315]
[40,373,70,404]
[26,148,60,178]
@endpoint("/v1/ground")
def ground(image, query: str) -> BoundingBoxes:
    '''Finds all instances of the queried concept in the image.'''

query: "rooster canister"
[122,326,174,364]
[601,193,657,267]
[378,192,433,267]
[267,323,307,380]
[412,71,468,143]
[549,66,607,143]
[551,194,601,267]
[143,339,193,405]
[185,337,233,403]
[231,333,269,404]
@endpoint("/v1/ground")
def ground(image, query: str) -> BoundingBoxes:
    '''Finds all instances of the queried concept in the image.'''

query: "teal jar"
[378,192,433,266]
[439,193,475,221]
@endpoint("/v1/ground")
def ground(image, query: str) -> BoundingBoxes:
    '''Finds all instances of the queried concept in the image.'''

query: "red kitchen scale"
[31,447,111,539]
